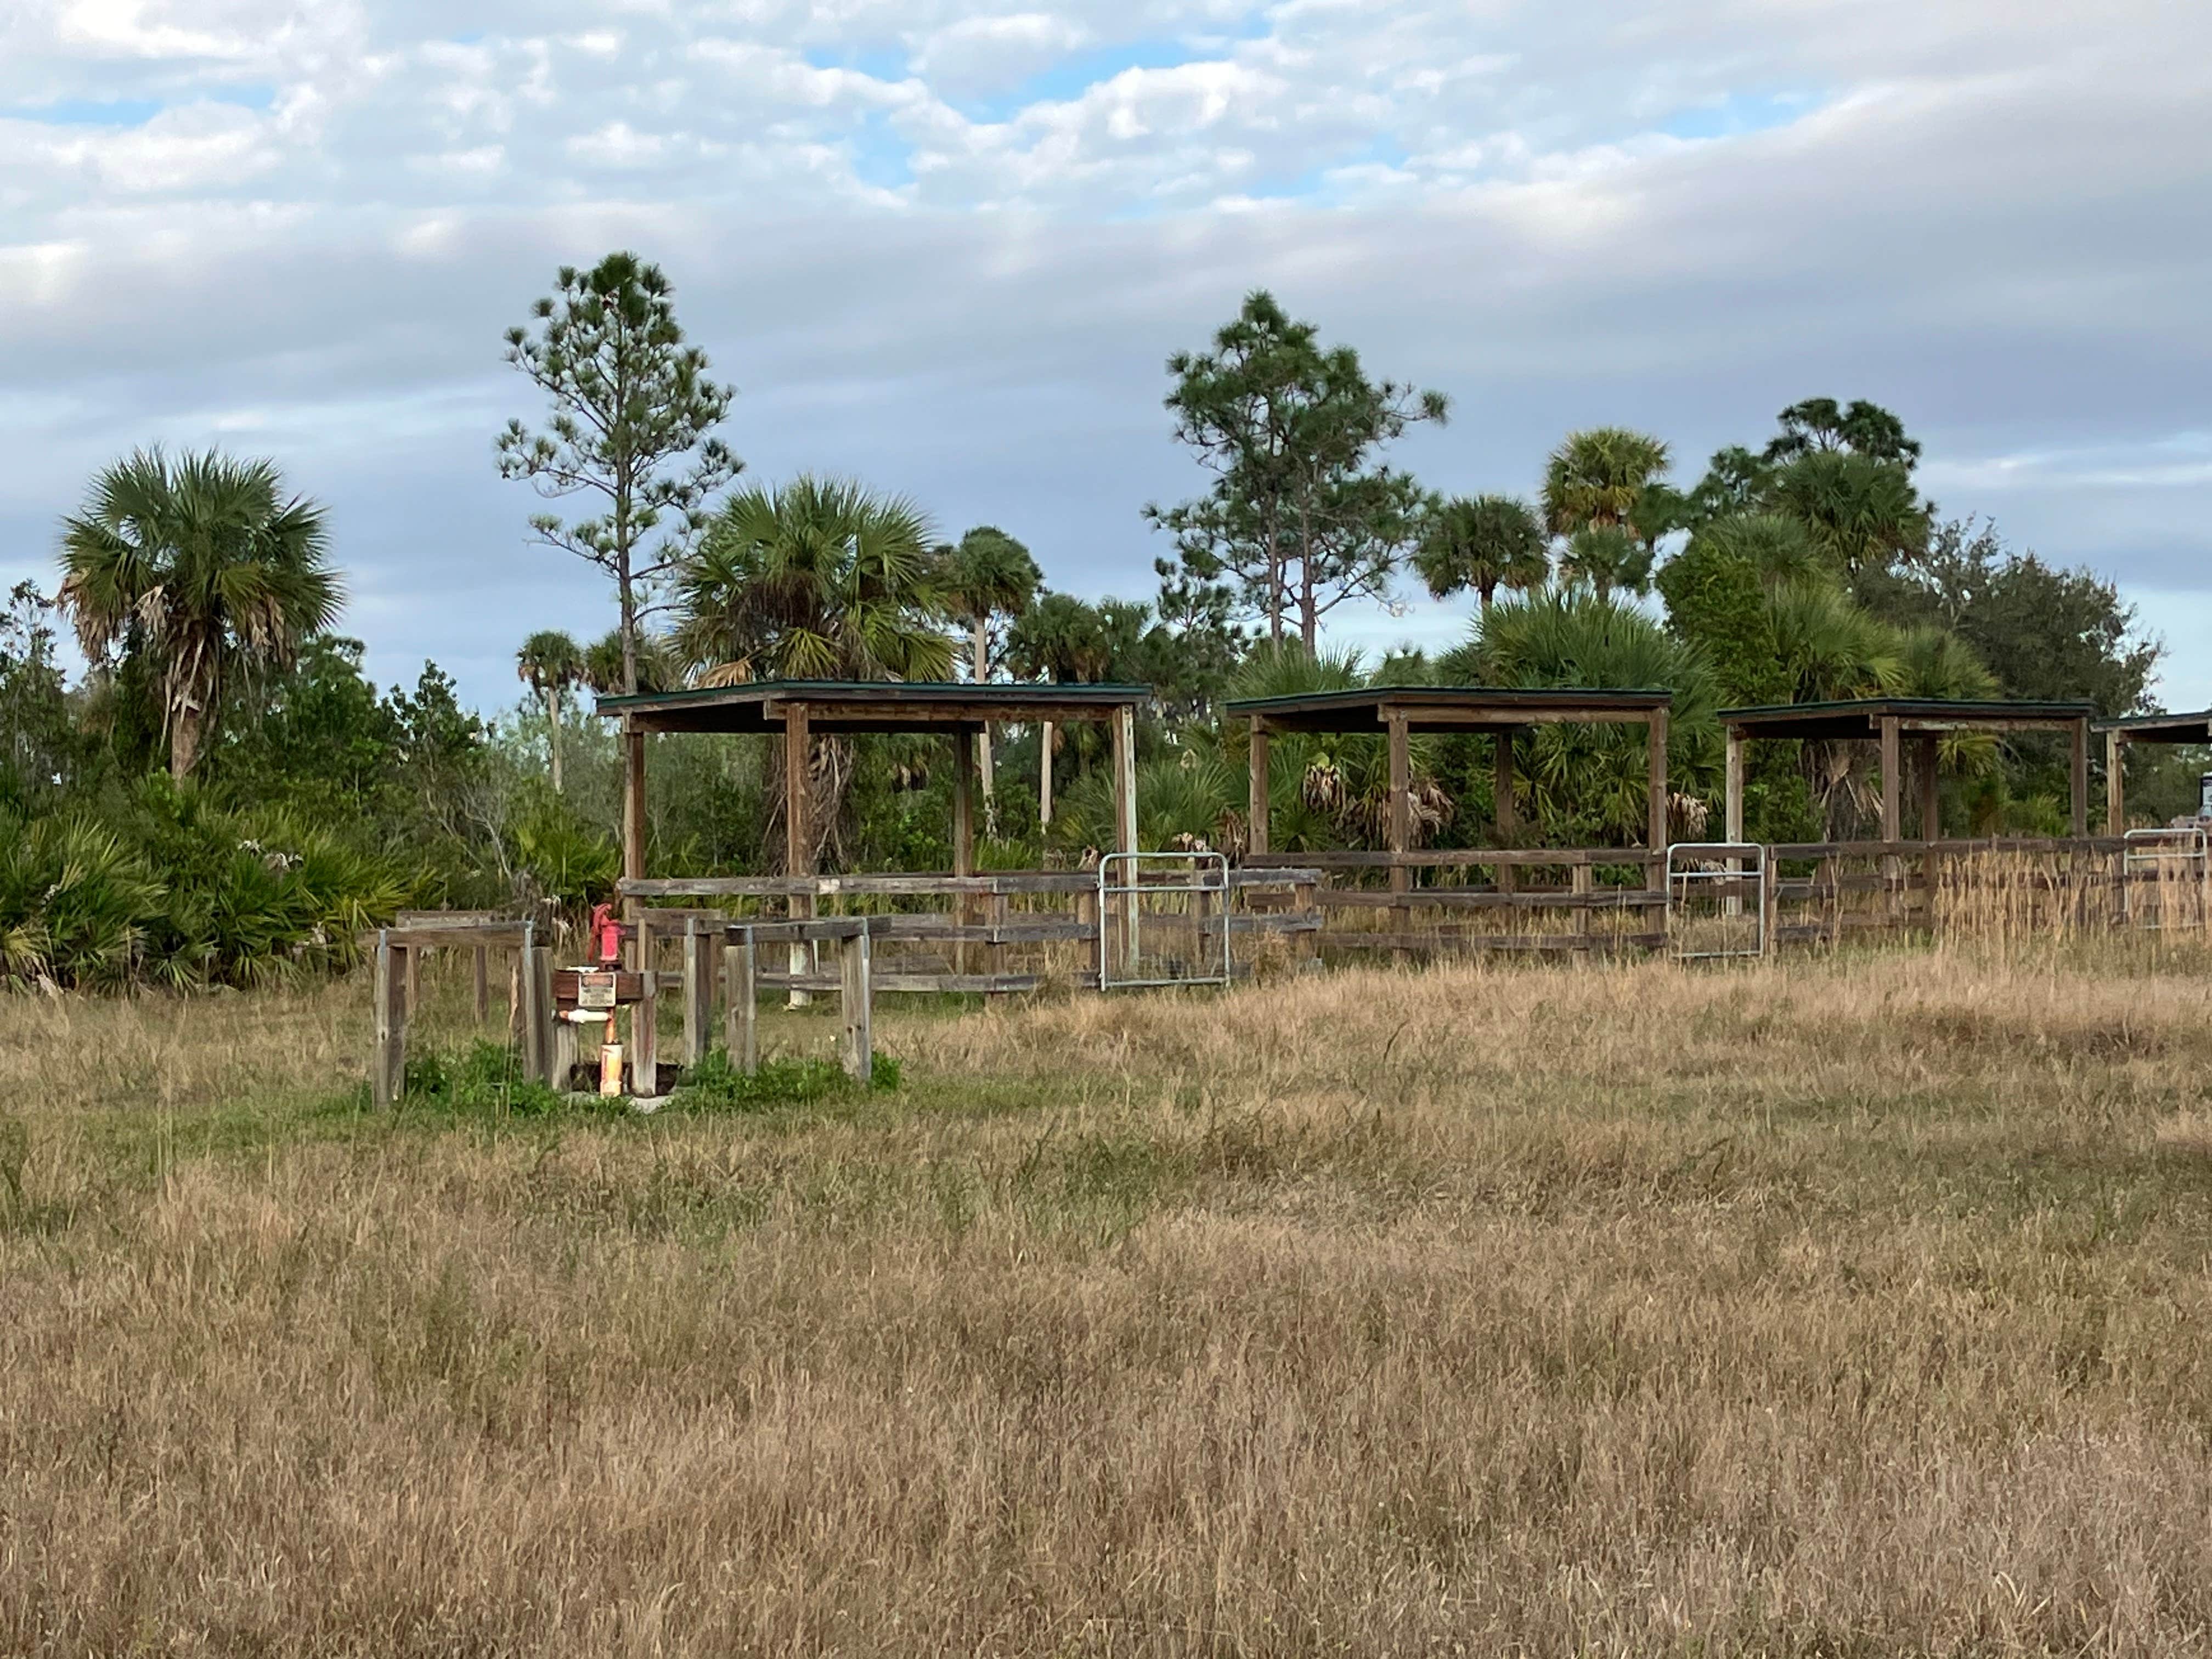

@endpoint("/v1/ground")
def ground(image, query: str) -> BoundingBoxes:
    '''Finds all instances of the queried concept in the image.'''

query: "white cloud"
[0,0,2208,703]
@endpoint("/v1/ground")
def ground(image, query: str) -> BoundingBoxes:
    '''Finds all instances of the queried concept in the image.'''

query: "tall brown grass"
[7,935,2212,1654]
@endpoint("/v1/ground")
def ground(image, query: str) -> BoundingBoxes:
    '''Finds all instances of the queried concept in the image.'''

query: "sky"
[2,0,2208,715]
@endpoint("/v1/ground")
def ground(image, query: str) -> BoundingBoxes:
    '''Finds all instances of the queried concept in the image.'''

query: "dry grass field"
[7,936,2212,1655]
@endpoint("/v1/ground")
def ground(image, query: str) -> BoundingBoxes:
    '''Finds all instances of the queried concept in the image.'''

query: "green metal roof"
[1228,684,1671,714]
[2094,709,2212,740]
[1719,696,2097,720]
[595,678,1153,733]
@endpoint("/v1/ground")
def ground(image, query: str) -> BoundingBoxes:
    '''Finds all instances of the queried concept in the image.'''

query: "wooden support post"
[1111,703,1138,974]
[682,917,712,1067]
[403,940,421,1017]
[2069,718,2090,839]
[506,952,521,1041]
[518,930,549,1086]
[1039,718,1054,827]
[1723,727,1746,921]
[631,912,657,1097]
[623,723,647,946]
[1571,864,1592,949]
[723,932,758,1074]
[952,724,977,975]
[1248,718,1270,857]
[1724,729,1745,845]
[472,945,489,1025]
[1110,704,1138,857]
[1645,708,1669,892]
[1880,714,1903,921]
[951,725,977,877]
[1919,733,1942,929]
[631,977,658,1097]
[785,702,814,1007]
[533,947,556,1087]
[2106,729,2125,836]
[1917,734,1940,842]
[371,931,404,1110]
[1493,729,1517,896]
[1387,710,1412,960]
[840,926,872,1084]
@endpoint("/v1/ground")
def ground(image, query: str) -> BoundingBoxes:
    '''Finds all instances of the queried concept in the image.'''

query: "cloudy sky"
[3,0,2207,713]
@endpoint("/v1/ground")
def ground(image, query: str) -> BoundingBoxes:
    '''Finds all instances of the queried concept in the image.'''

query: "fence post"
[472,945,489,1024]
[840,924,873,1083]
[371,930,404,1110]
[682,917,710,1066]
[723,929,758,1075]
[1572,864,1593,951]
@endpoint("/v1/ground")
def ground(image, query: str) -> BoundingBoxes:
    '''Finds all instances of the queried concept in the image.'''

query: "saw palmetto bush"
[0,812,160,988]
[1447,588,1719,847]
[0,781,411,993]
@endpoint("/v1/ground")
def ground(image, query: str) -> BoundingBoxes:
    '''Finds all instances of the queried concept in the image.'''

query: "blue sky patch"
[1660,91,1820,142]
[849,111,915,190]
[804,47,912,82]
[964,40,1213,123]
[4,84,276,127]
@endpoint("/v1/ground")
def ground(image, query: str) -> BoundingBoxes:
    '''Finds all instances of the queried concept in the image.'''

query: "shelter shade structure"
[1718,698,2100,842]
[2095,710,2212,833]
[1226,686,1675,887]
[593,679,1153,886]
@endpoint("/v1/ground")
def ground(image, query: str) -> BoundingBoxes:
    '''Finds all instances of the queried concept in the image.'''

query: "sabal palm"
[1692,512,1823,591]
[1541,427,1672,537]
[674,477,953,684]
[1448,589,1717,844]
[58,448,340,778]
[1005,592,1110,826]
[1558,525,1655,599]
[1413,494,1549,611]
[938,527,1041,684]
[516,629,586,793]
[936,526,1041,821]
[580,628,676,696]
[1766,582,1903,704]
[1768,451,1928,578]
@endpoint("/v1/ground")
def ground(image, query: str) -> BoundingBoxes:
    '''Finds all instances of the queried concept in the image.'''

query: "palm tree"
[1691,512,1823,591]
[674,477,952,869]
[936,525,1042,825]
[1006,592,1110,826]
[516,629,586,793]
[581,627,678,697]
[1541,427,1672,538]
[58,448,340,778]
[1765,583,1907,835]
[1768,451,1929,580]
[1447,589,1717,844]
[1558,526,1655,599]
[1413,494,1549,612]
[674,477,952,685]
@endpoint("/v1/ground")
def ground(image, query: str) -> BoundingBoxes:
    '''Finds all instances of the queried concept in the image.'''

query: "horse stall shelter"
[595,677,1322,996]
[1229,685,1675,954]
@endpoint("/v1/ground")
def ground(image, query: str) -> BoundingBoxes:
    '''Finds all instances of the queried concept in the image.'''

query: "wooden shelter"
[594,678,1152,902]
[1718,697,2098,842]
[2095,710,2212,832]
[1226,686,1675,891]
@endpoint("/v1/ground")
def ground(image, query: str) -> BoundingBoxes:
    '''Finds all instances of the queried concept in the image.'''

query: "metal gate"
[1665,842,1770,960]
[2123,826,2209,930]
[1097,851,1233,990]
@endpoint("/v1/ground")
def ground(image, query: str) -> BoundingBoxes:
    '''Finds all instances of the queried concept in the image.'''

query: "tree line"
[0,255,2180,990]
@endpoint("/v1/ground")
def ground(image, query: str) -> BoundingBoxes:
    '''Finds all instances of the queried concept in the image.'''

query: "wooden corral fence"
[368,836,2189,1106]
[617,867,1327,992]
[1246,834,2172,957]
[367,912,887,1110]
